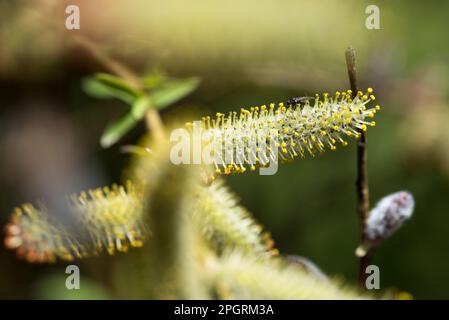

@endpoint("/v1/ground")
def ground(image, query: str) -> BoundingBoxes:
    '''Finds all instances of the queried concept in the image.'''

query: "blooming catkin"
[4,182,146,263]
[194,178,276,257]
[189,89,380,175]
[210,251,365,299]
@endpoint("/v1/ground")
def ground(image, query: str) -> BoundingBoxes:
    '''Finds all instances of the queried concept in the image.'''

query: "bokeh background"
[1,0,449,299]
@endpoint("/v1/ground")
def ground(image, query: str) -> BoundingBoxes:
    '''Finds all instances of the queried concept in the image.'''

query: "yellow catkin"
[210,251,367,299]
[194,178,277,257]
[189,89,379,175]
[4,181,147,263]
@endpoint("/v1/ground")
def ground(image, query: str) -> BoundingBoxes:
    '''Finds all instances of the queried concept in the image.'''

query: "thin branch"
[71,35,141,88]
[345,46,371,287]
[27,1,165,139]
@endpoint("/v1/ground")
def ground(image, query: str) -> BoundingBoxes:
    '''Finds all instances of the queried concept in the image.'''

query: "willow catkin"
[187,89,380,175]
[4,182,146,263]
[194,178,276,257]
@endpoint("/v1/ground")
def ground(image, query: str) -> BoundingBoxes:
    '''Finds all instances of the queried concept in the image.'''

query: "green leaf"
[150,77,200,110]
[95,75,200,147]
[128,77,200,122]
[100,113,138,148]
[82,73,143,105]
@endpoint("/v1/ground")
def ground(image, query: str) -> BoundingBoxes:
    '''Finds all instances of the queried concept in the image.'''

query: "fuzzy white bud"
[356,191,414,257]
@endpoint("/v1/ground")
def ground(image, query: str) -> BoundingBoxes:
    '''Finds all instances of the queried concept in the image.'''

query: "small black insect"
[285,96,315,106]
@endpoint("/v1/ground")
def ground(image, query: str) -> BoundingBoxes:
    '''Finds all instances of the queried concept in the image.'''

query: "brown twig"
[29,2,165,138]
[345,47,371,287]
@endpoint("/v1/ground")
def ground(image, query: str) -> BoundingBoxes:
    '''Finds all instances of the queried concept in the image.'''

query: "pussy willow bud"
[356,191,415,257]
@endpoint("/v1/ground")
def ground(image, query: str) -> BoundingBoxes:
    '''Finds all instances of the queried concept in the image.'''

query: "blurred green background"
[1,0,449,299]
